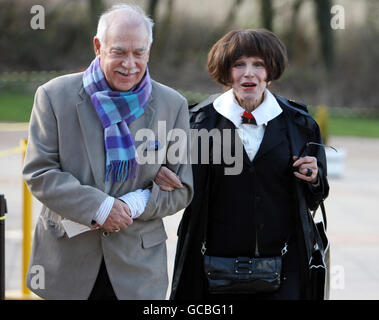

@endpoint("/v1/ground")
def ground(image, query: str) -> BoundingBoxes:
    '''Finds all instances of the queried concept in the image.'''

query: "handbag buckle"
[234,257,253,276]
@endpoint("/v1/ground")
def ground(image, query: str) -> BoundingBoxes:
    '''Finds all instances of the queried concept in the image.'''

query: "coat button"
[249,167,255,174]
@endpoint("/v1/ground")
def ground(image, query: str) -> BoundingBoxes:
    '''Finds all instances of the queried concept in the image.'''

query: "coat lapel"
[253,113,287,162]
[275,96,313,158]
[214,114,250,168]
[76,86,107,191]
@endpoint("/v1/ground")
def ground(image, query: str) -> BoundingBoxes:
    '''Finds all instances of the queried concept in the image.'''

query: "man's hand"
[154,166,184,191]
[93,198,133,232]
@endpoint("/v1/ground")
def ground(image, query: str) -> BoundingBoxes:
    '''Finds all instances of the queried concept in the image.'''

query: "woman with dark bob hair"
[164,29,329,300]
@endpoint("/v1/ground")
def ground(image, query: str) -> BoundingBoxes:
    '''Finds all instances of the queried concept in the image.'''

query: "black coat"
[170,94,329,300]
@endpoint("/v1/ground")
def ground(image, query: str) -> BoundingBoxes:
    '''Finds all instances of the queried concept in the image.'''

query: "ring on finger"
[306,168,313,177]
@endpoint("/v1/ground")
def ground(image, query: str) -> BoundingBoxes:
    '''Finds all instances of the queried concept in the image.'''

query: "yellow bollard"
[20,139,32,297]
[5,139,40,300]
[314,105,330,145]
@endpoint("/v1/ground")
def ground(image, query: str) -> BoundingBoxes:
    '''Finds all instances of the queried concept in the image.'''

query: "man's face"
[94,21,150,91]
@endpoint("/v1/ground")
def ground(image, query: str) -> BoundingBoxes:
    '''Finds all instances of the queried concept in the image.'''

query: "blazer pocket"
[140,225,168,249]
[39,207,66,238]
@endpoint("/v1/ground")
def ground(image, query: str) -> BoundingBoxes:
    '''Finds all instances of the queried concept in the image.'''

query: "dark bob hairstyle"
[207,29,288,86]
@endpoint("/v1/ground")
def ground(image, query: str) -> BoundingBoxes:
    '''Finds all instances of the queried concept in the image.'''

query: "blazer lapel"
[137,93,155,133]
[253,113,287,162]
[76,86,107,191]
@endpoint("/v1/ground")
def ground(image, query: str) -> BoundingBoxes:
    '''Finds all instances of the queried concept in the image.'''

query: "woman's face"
[230,56,268,111]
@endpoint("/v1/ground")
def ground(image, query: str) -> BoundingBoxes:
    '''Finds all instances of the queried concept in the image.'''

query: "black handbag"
[203,247,287,294]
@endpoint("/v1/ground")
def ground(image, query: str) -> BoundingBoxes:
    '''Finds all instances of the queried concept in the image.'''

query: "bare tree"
[286,0,305,58]
[89,0,104,35]
[314,0,334,69]
[260,0,274,31]
[198,0,245,56]
[147,0,160,23]
[223,0,246,30]
[156,0,175,53]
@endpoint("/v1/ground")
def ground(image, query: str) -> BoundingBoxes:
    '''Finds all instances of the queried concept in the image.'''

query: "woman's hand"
[154,166,184,191]
[293,156,319,184]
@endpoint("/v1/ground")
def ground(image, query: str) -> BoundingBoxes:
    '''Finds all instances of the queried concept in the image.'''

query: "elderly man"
[23,4,193,300]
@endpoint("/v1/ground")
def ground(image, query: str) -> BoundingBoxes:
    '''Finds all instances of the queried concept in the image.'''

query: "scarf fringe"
[105,160,138,183]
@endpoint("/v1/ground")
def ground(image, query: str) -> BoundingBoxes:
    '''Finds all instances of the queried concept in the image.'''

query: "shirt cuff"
[94,196,114,226]
[119,189,151,219]
[311,175,321,188]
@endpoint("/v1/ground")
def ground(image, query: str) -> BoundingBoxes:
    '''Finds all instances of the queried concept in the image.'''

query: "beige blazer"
[23,72,193,299]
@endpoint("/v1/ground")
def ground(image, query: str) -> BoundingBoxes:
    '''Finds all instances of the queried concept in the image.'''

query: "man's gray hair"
[96,3,154,46]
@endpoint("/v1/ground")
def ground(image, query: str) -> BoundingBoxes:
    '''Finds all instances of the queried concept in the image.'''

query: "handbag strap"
[282,102,328,260]
[312,200,327,231]
[200,155,211,256]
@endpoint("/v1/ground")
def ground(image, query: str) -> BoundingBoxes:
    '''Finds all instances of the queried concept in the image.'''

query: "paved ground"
[1,124,379,300]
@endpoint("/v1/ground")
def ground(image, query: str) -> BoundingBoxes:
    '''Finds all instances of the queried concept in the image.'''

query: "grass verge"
[329,117,379,138]
[0,92,34,122]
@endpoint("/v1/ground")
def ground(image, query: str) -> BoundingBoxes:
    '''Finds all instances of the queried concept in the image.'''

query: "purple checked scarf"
[83,57,152,183]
